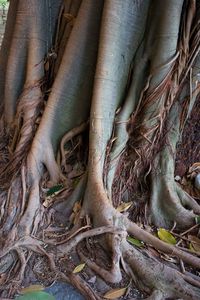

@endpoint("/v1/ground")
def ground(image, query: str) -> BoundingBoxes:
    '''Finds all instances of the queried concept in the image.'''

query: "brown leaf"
[189,162,200,171]
[69,212,75,224]
[188,235,200,253]
[71,202,82,225]
[103,287,127,299]
[73,202,81,213]
[73,211,81,225]
[63,13,74,22]
[188,162,200,178]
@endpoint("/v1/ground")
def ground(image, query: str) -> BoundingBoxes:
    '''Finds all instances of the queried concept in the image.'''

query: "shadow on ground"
[45,281,85,300]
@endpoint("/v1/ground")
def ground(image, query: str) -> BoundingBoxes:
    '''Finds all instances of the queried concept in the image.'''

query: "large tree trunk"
[0,1,200,299]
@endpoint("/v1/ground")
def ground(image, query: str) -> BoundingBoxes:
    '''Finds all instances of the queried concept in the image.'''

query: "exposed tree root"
[83,193,200,270]
[73,183,200,297]
[61,272,102,300]
[150,173,200,229]
[122,241,200,300]
[72,200,200,298]
[1,1,200,299]
[1,192,200,298]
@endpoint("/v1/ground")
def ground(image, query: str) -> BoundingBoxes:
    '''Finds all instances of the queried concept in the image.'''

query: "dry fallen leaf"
[73,202,81,213]
[188,235,200,253]
[72,263,86,274]
[189,162,200,173]
[70,202,82,225]
[20,285,44,294]
[160,254,178,263]
[63,13,75,23]
[116,202,132,213]
[189,242,195,252]
[103,287,127,299]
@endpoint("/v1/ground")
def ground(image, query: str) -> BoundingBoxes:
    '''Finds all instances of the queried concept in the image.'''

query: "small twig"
[170,231,191,243]
[20,166,26,216]
[179,259,185,273]
[170,221,176,232]
[176,239,183,247]
[60,121,88,166]
[45,225,91,245]
[61,271,101,300]
[180,223,199,236]
[177,246,200,257]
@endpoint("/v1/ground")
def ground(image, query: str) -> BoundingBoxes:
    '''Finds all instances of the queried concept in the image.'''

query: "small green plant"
[16,291,55,300]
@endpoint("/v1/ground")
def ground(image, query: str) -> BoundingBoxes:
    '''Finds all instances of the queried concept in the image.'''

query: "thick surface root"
[1,1,200,299]
[1,175,200,299]
[70,186,200,298]
[150,174,200,229]
[122,241,200,300]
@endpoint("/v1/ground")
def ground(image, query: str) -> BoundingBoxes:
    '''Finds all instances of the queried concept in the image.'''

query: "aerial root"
[44,225,91,245]
[58,121,88,168]
[83,197,199,272]
[0,235,56,285]
[0,83,44,189]
[178,187,200,213]
[43,142,66,183]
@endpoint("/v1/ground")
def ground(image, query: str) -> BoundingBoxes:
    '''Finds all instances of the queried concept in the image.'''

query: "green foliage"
[195,215,200,224]
[127,236,144,247]
[16,291,55,300]
[157,228,176,245]
[46,184,64,196]
[0,0,8,8]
